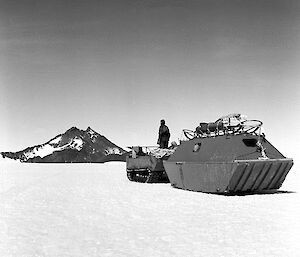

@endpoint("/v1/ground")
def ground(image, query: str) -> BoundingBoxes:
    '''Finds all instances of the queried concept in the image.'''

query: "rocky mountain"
[1,127,128,163]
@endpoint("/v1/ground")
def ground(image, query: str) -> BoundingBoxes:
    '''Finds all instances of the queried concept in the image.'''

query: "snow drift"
[0,161,299,257]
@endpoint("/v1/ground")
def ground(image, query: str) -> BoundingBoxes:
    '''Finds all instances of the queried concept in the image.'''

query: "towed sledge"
[163,114,293,193]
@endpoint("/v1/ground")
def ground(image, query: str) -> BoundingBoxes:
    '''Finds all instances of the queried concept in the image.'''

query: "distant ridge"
[1,127,128,163]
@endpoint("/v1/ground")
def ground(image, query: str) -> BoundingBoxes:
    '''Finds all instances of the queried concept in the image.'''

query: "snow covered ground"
[0,160,299,257]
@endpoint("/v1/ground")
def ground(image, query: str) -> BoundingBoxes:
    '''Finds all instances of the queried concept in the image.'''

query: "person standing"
[157,119,170,149]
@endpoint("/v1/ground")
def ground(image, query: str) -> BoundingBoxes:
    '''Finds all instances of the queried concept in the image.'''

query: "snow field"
[0,162,299,257]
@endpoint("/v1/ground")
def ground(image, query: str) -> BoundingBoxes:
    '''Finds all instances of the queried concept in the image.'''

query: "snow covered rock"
[1,127,128,163]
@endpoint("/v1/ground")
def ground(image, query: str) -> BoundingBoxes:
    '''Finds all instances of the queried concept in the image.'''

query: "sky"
[0,0,299,158]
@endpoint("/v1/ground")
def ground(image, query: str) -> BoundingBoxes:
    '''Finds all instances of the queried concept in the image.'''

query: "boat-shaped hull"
[163,134,293,193]
[163,159,293,193]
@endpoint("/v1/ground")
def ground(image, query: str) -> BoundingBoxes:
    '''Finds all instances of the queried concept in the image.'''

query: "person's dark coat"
[157,123,170,148]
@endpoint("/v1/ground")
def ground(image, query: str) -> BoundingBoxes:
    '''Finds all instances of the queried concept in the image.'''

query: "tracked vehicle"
[126,146,172,183]
[163,114,294,194]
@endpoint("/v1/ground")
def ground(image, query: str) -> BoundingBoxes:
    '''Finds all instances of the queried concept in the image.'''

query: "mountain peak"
[66,126,81,133]
[85,126,100,141]
[1,126,127,163]
[86,126,96,133]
